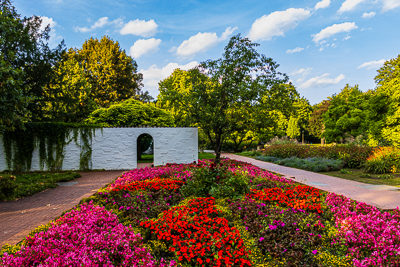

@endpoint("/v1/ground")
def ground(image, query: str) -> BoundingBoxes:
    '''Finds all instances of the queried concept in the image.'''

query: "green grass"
[198,152,215,160]
[319,169,400,187]
[137,154,154,163]
[0,171,81,201]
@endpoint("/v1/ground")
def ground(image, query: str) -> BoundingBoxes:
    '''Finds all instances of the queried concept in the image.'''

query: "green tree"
[322,84,370,143]
[157,34,288,160]
[85,99,174,127]
[72,36,147,108]
[42,51,97,122]
[368,55,400,147]
[0,0,65,128]
[308,100,330,138]
[286,116,300,139]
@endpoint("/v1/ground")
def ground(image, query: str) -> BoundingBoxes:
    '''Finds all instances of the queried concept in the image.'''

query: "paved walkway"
[223,153,400,210]
[0,170,125,247]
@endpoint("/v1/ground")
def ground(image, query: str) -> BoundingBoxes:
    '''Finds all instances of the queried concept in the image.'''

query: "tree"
[322,84,370,143]
[42,51,97,122]
[71,36,147,108]
[85,99,174,127]
[0,0,65,129]
[308,100,330,139]
[368,55,400,147]
[157,34,288,160]
[286,116,300,139]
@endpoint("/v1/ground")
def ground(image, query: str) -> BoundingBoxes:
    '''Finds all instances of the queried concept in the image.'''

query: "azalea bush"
[2,158,400,266]
[364,146,400,174]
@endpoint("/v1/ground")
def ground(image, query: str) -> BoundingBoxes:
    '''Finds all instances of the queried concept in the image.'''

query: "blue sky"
[13,0,400,105]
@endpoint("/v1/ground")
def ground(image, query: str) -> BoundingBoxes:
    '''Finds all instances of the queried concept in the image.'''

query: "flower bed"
[1,159,400,266]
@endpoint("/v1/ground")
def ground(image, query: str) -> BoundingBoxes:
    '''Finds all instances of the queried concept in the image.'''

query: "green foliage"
[157,34,288,161]
[72,36,148,108]
[198,152,216,160]
[308,100,330,139]
[2,122,98,172]
[181,162,250,200]
[0,0,65,129]
[286,116,300,139]
[368,55,400,147]
[261,144,373,168]
[266,136,299,146]
[256,156,344,172]
[237,150,263,157]
[0,171,81,201]
[85,99,174,127]
[322,85,370,143]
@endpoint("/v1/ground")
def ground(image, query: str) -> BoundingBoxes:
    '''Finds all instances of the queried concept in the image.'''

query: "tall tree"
[72,36,147,108]
[158,34,288,160]
[368,55,400,147]
[322,84,370,143]
[0,0,65,128]
[308,100,330,139]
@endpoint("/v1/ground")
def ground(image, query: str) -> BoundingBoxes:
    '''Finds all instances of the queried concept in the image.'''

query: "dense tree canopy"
[0,0,65,129]
[308,100,330,139]
[85,99,174,127]
[322,84,370,143]
[157,34,288,160]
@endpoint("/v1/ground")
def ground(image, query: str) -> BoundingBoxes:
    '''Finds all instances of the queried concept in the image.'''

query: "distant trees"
[157,34,289,159]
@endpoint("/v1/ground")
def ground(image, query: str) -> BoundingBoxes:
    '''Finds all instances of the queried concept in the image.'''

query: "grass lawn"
[318,168,400,187]
[198,152,215,159]
[0,171,81,201]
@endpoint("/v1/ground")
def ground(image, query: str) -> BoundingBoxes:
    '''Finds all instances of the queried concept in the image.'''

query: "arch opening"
[137,133,154,167]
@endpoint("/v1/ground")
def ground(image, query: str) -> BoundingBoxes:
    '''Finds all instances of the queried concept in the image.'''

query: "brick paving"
[0,170,124,247]
[224,153,400,210]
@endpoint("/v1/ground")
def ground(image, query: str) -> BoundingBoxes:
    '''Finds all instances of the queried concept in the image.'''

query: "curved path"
[0,171,124,247]
[223,153,400,210]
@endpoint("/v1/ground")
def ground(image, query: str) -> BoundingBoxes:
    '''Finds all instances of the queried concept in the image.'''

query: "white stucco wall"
[0,127,198,171]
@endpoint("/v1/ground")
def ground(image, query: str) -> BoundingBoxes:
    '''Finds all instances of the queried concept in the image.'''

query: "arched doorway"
[137,133,154,167]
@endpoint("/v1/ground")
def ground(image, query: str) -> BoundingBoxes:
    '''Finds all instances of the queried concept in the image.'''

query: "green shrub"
[237,150,262,157]
[364,147,400,174]
[181,162,250,200]
[378,174,395,179]
[358,173,371,178]
[256,156,344,172]
[0,174,18,199]
[262,144,373,168]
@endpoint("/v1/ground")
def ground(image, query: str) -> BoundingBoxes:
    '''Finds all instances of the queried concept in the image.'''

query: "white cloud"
[39,16,62,47]
[381,0,400,12]
[312,22,358,44]
[247,8,311,41]
[75,17,111,33]
[140,61,199,97]
[343,36,351,40]
[357,59,386,69]
[315,0,331,10]
[299,73,345,88]
[129,38,161,59]
[286,47,304,54]
[291,68,313,76]
[220,26,238,41]
[362,12,376,18]
[338,0,368,14]
[120,19,158,37]
[175,27,237,57]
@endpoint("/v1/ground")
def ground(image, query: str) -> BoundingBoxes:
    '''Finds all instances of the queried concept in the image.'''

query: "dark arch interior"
[137,133,153,163]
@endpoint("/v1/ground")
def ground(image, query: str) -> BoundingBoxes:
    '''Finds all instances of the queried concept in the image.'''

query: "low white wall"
[0,127,198,171]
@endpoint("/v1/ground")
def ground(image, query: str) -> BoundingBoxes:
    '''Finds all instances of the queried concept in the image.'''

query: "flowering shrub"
[0,202,175,266]
[327,193,400,266]
[111,177,184,192]
[364,146,400,174]
[229,198,327,266]
[140,197,252,266]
